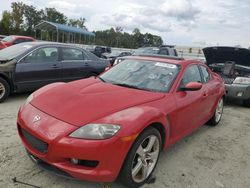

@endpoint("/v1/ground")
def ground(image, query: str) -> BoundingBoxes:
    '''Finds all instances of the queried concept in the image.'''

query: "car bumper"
[225,84,250,100]
[17,104,133,182]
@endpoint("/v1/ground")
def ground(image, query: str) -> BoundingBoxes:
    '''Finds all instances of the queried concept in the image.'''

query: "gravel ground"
[0,94,249,188]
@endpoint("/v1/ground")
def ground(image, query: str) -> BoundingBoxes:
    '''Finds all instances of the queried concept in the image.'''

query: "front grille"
[21,127,48,154]
[223,77,235,84]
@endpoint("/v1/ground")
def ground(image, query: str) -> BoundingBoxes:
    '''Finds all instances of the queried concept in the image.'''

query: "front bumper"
[225,84,250,100]
[17,104,133,182]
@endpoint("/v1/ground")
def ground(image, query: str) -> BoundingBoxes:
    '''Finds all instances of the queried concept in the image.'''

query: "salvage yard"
[0,94,250,188]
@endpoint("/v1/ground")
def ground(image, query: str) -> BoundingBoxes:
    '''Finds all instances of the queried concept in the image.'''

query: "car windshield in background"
[133,47,159,55]
[2,36,15,42]
[100,59,180,92]
[0,43,33,60]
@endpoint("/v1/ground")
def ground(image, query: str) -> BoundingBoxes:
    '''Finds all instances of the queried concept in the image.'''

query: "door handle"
[51,64,59,68]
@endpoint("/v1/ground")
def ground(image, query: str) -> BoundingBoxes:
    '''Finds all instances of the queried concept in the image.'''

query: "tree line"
[0,1,163,48]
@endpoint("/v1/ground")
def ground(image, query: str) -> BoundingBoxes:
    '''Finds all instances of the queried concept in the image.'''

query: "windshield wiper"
[114,83,143,90]
[97,76,106,82]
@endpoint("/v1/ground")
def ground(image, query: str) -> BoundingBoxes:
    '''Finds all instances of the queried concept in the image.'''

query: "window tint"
[62,48,84,60]
[24,47,58,63]
[182,65,202,85]
[159,49,169,55]
[200,66,211,83]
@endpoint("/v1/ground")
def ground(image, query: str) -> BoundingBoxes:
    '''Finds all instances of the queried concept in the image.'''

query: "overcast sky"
[1,0,250,47]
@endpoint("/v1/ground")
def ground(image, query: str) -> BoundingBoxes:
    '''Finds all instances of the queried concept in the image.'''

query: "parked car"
[0,42,110,102]
[0,35,7,41]
[17,54,225,187]
[113,46,178,66]
[102,51,132,65]
[88,45,112,57]
[0,35,36,50]
[203,46,250,107]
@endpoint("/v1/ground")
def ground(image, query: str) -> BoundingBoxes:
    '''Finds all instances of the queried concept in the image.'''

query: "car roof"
[11,35,35,39]
[123,54,202,66]
[17,41,85,48]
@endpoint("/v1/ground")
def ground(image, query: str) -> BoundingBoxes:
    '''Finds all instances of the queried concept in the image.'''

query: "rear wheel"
[119,127,162,188]
[0,77,10,103]
[208,98,224,126]
[243,98,250,108]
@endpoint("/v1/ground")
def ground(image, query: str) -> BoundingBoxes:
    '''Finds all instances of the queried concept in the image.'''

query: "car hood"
[31,78,165,127]
[203,47,250,67]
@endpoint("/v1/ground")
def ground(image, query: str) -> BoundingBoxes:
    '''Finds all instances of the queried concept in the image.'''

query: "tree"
[0,11,13,35]
[43,8,67,24]
[68,17,86,29]
[11,2,25,33]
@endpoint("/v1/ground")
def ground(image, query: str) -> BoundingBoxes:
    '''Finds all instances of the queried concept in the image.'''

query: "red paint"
[0,35,35,50]
[17,57,225,182]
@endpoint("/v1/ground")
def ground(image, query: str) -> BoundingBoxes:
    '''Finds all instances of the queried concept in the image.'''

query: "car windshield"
[2,36,15,42]
[133,47,159,55]
[100,59,180,92]
[0,43,33,60]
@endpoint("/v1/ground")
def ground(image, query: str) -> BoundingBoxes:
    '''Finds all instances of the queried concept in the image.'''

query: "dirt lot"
[0,94,249,188]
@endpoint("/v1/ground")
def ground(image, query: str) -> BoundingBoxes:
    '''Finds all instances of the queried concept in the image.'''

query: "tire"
[243,98,250,108]
[207,97,224,126]
[0,77,10,103]
[119,127,162,188]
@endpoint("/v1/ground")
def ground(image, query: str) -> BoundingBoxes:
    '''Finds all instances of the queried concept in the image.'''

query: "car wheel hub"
[131,135,160,183]
[215,99,223,122]
[0,82,5,99]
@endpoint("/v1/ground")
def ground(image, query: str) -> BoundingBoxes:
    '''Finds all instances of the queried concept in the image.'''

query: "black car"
[0,42,110,102]
[102,51,132,65]
[203,46,250,107]
[88,45,112,58]
[113,46,179,66]
[133,45,178,57]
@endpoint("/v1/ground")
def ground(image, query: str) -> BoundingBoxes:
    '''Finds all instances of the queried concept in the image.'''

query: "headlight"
[233,77,250,85]
[24,93,33,106]
[69,124,121,140]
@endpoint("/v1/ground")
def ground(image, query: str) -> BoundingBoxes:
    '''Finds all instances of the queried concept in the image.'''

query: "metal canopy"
[35,21,95,37]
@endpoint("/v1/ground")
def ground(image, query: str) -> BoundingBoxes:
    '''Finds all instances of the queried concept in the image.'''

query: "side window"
[159,48,169,55]
[13,39,24,44]
[200,66,211,83]
[62,48,84,60]
[24,47,58,63]
[182,65,202,86]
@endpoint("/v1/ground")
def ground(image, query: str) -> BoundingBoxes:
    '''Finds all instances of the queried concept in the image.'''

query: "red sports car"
[0,35,35,50]
[17,55,225,187]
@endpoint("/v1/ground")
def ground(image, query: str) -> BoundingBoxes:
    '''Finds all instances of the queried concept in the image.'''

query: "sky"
[1,0,250,47]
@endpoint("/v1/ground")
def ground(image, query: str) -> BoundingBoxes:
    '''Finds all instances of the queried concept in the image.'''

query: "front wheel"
[208,97,224,126]
[119,127,162,188]
[0,77,10,103]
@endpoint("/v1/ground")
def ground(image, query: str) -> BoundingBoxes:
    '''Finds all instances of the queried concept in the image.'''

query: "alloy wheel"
[215,98,223,123]
[131,135,160,183]
[0,82,6,99]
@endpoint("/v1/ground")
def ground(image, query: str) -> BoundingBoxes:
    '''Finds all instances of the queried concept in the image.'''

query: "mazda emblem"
[33,115,41,123]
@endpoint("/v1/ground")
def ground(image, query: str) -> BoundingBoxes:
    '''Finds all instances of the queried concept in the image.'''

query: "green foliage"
[189,48,192,53]
[0,2,163,49]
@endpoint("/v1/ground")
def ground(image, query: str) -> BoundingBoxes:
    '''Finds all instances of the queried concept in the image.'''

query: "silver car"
[203,46,250,107]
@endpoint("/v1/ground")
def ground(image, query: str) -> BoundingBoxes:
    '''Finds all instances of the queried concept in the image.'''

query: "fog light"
[71,158,79,164]
[237,91,243,97]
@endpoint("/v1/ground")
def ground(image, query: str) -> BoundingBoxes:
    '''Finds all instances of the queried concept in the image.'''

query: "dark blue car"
[0,42,110,102]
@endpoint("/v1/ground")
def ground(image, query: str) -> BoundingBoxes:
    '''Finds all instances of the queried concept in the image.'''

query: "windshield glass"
[2,36,15,42]
[100,59,180,92]
[133,47,159,55]
[0,43,33,60]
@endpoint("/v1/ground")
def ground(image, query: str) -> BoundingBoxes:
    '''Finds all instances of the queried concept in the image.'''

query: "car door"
[60,47,92,82]
[14,46,62,91]
[199,65,219,117]
[173,64,206,139]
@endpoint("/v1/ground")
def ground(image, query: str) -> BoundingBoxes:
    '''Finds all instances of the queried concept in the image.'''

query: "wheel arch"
[0,73,13,92]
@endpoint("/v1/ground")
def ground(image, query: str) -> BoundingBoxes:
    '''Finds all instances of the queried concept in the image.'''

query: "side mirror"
[181,82,202,91]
